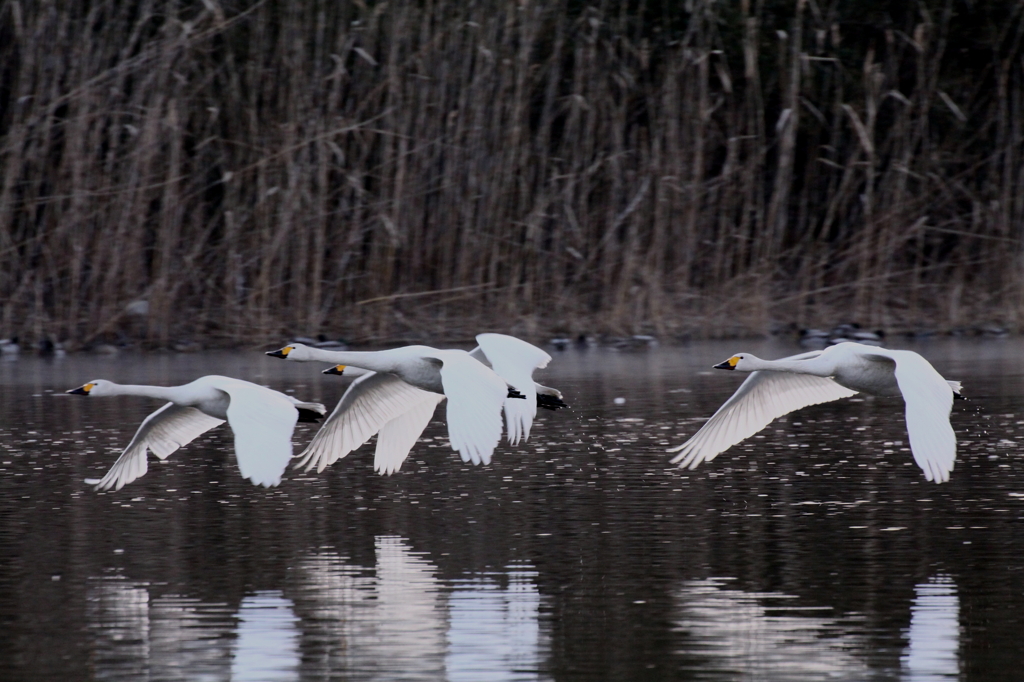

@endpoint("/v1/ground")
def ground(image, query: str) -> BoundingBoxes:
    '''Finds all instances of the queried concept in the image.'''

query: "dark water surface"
[2,339,1024,681]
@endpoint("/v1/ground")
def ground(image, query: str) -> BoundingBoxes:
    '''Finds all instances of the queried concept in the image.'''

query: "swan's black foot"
[297,408,325,423]
[508,388,526,400]
[953,392,966,400]
[537,394,569,410]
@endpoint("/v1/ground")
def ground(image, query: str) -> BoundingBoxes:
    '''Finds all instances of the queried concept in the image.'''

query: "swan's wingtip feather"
[85,476,114,491]
[292,449,314,470]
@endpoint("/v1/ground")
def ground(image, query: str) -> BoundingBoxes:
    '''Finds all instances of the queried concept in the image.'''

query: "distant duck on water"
[289,334,350,351]
[0,338,20,356]
[799,323,884,349]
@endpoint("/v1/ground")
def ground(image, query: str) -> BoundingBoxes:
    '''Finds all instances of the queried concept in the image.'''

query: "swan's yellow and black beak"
[713,356,740,370]
[67,383,94,395]
[266,346,293,359]
[323,365,346,376]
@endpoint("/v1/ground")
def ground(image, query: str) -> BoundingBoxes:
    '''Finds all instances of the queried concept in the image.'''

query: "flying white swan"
[267,334,565,474]
[668,342,963,483]
[68,376,326,491]
[466,335,567,445]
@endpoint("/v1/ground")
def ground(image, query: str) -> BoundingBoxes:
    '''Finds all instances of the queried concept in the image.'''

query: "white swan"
[668,342,963,483]
[68,376,327,491]
[467,334,567,445]
[267,334,565,474]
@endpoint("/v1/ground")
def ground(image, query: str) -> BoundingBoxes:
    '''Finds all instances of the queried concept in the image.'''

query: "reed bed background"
[1,0,1023,348]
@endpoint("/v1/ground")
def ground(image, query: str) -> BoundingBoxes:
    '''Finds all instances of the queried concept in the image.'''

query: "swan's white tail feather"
[293,400,327,415]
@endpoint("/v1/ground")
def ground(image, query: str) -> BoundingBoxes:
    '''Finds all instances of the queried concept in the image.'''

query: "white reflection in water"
[291,535,448,679]
[87,539,550,680]
[87,578,233,681]
[446,567,549,681]
[291,537,549,680]
[901,576,960,681]
[231,592,300,681]
[674,578,870,681]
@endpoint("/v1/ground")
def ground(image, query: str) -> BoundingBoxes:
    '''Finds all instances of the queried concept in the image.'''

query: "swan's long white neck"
[294,347,400,373]
[743,355,831,376]
[99,383,179,401]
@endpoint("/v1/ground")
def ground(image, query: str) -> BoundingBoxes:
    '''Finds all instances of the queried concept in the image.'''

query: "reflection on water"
[293,538,550,680]
[674,578,870,680]
[3,339,1024,680]
[291,536,448,680]
[84,536,548,681]
[232,592,299,681]
[447,567,548,681]
[673,574,964,682]
[902,576,960,681]
[88,579,234,681]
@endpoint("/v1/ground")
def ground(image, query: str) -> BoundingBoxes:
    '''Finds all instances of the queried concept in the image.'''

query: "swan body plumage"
[668,342,961,483]
[68,375,326,491]
[268,334,563,474]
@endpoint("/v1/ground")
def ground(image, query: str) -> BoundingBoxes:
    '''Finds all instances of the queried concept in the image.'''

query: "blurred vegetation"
[1,0,1022,347]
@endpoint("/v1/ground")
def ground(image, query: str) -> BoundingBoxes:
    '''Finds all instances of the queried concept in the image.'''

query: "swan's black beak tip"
[67,385,89,395]
[713,360,735,370]
[323,365,345,376]
[266,348,288,359]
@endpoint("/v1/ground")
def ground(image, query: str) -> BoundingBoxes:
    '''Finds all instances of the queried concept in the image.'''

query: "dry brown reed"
[1,0,1023,348]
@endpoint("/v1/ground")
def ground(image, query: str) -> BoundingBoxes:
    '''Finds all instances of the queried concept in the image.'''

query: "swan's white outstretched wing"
[669,371,858,469]
[439,351,507,465]
[296,372,442,474]
[374,394,445,474]
[219,383,298,487]
[475,333,552,445]
[865,349,956,483]
[85,403,224,491]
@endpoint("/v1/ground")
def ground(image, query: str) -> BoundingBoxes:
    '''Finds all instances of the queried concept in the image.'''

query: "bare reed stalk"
[0,0,1022,348]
